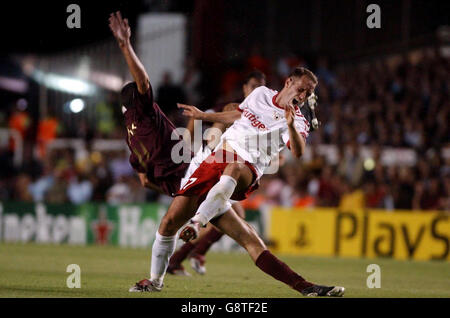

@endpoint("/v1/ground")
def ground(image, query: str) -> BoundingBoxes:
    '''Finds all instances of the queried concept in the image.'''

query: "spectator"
[13,174,33,202]
[156,71,186,126]
[106,176,132,204]
[108,151,134,182]
[45,169,68,203]
[67,173,93,204]
[36,113,60,159]
[8,99,31,152]
[28,160,54,202]
[183,56,202,105]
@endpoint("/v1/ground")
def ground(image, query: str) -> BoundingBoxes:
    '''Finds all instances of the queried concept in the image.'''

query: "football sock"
[150,232,177,287]
[192,175,237,226]
[255,250,314,292]
[168,241,195,267]
[191,227,224,255]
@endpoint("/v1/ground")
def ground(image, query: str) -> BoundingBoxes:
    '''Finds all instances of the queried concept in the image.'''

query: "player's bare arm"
[285,105,306,158]
[205,103,239,149]
[183,117,196,145]
[178,103,241,125]
[183,103,238,147]
[109,11,150,94]
[222,103,240,112]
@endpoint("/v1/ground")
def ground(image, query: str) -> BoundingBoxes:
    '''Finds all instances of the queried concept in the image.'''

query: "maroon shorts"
[176,150,259,203]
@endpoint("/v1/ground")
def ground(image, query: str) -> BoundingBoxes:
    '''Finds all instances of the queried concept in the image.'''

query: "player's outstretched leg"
[212,209,345,297]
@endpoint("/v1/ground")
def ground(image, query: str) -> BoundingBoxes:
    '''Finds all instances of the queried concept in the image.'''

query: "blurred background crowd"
[0,0,448,211]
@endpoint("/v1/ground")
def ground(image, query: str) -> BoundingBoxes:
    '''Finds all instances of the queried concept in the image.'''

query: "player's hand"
[178,103,204,120]
[109,11,131,48]
[285,105,295,127]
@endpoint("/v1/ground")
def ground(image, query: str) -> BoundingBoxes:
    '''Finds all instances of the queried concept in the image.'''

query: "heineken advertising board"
[0,202,164,247]
[0,202,264,251]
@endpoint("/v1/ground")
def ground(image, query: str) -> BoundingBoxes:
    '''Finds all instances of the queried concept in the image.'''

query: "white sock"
[192,175,237,226]
[150,232,177,287]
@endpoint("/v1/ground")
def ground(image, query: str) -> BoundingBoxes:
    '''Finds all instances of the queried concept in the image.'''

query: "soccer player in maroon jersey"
[109,11,343,297]
[167,71,267,276]
[109,11,189,197]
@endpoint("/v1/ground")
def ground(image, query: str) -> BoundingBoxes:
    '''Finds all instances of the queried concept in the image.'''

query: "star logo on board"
[91,206,115,245]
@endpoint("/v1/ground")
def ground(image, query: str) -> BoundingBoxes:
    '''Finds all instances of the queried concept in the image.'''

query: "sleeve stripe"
[237,107,244,112]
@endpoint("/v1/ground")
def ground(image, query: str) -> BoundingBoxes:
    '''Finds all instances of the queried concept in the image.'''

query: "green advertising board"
[0,202,165,248]
[0,202,264,250]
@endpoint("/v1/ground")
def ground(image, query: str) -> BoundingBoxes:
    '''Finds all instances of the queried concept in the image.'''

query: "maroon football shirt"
[123,85,190,196]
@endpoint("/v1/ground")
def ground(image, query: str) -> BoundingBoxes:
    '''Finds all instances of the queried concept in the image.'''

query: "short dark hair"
[289,67,318,84]
[244,70,266,85]
[120,82,138,109]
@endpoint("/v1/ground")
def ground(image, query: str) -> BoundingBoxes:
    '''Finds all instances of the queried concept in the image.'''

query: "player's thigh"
[223,163,254,194]
[159,195,198,235]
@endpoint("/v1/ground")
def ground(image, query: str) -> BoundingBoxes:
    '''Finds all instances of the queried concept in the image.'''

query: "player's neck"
[274,92,287,109]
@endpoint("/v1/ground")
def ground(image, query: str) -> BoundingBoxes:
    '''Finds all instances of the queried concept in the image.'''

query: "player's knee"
[159,215,179,236]
[224,162,244,180]
[238,227,261,249]
[207,188,228,204]
[245,225,265,249]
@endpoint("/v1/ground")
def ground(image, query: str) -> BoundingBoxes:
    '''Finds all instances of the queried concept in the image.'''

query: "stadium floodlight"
[363,158,376,171]
[90,71,124,92]
[32,69,96,96]
[69,98,85,113]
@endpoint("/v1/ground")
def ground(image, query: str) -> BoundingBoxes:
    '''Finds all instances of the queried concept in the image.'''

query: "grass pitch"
[0,243,449,298]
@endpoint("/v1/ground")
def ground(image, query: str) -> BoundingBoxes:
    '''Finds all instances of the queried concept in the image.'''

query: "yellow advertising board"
[269,208,450,261]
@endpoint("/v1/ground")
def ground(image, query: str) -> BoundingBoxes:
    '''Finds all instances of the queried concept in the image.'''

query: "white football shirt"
[215,86,310,178]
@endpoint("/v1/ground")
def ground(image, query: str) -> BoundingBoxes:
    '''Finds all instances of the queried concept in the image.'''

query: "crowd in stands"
[0,47,448,211]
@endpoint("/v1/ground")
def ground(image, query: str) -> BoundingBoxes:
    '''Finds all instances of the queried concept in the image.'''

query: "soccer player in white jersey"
[167,71,266,276]
[130,66,345,297]
[177,67,313,234]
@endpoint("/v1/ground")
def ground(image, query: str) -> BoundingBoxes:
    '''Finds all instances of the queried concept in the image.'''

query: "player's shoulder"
[247,86,277,102]
[253,85,274,95]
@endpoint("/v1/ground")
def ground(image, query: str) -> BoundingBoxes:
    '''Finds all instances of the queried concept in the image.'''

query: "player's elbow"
[291,149,303,158]
[136,77,150,94]
[290,144,305,158]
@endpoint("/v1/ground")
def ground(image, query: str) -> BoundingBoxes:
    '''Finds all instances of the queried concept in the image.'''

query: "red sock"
[191,227,224,256]
[169,242,195,267]
[255,250,314,292]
